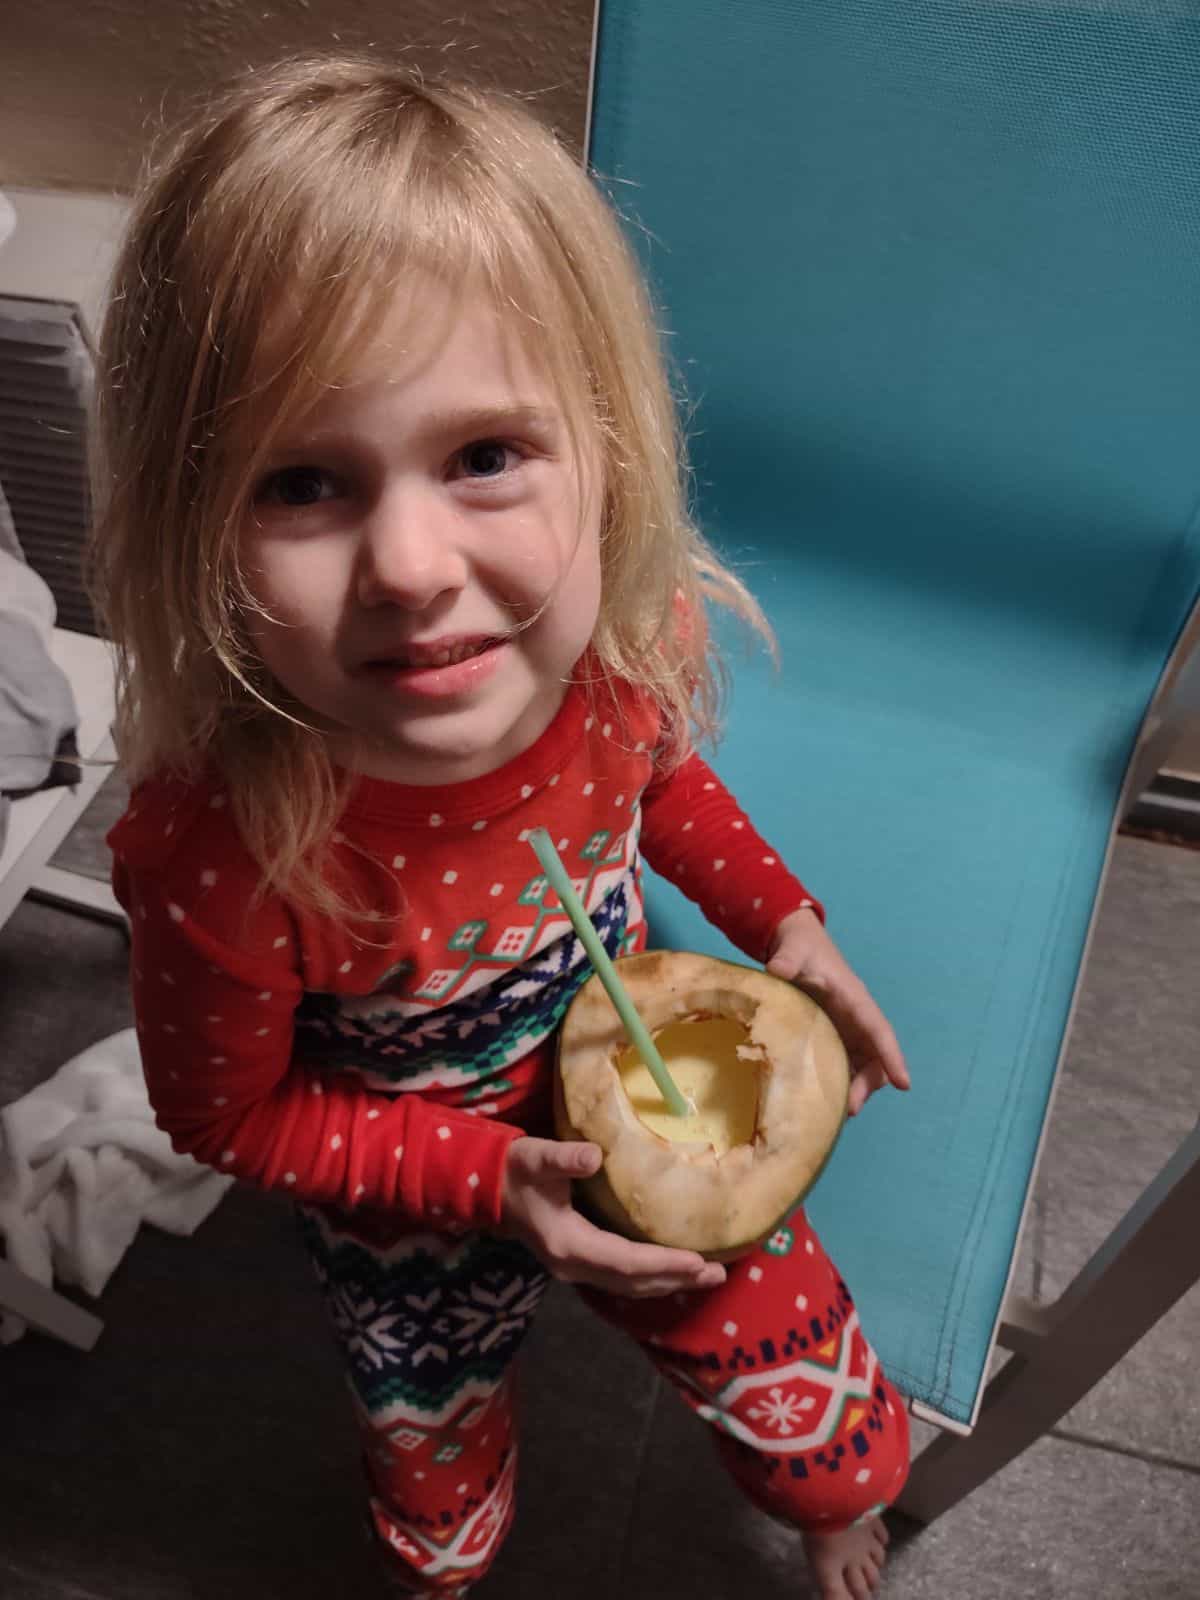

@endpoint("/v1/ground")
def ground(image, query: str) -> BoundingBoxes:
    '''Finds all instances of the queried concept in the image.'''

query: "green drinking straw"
[528,827,690,1117]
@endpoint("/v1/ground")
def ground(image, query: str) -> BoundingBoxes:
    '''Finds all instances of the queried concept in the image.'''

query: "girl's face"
[239,277,603,786]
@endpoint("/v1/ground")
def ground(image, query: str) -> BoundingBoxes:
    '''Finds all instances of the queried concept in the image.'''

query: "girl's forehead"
[261,271,579,431]
[365,281,532,373]
[225,276,602,505]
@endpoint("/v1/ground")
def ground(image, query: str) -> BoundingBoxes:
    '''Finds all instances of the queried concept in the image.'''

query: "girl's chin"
[345,698,566,785]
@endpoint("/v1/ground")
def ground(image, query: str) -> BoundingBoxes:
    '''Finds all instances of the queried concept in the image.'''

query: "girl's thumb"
[560,1141,602,1177]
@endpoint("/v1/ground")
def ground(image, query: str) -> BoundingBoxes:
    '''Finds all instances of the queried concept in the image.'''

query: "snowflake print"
[403,1013,451,1046]
[327,1285,408,1372]
[452,1009,504,1042]
[449,1271,545,1356]
[764,1226,795,1256]
[321,1277,473,1372]
[747,1385,815,1436]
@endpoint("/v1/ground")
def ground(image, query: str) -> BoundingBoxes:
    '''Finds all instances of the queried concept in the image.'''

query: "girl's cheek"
[277,544,351,603]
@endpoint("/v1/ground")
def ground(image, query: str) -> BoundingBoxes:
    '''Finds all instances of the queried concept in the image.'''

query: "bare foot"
[803,1515,890,1599]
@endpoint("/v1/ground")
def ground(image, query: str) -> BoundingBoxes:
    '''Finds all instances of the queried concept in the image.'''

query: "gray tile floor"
[1,779,1197,1599]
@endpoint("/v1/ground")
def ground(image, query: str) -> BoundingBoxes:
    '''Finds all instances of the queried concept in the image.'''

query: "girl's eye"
[258,466,338,507]
[457,440,516,479]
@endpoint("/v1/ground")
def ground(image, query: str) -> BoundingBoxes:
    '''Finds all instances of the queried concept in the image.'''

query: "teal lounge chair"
[587,0,1200,1521]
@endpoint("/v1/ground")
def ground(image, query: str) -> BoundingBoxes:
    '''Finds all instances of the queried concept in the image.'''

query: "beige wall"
[0,0,596,193]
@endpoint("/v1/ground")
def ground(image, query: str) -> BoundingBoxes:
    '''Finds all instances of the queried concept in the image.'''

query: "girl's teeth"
[403,641,485,668]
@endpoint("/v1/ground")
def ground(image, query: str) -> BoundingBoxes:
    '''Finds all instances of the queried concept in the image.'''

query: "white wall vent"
[0,295,95,634]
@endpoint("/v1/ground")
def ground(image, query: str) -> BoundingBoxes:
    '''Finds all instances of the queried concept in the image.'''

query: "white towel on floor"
[0,1027,233,1342]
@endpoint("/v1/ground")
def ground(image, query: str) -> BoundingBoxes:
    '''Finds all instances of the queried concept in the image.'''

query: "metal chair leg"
[898,1117,1200,1524]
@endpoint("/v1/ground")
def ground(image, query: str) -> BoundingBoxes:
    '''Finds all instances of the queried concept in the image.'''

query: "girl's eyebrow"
[417,403,561,439]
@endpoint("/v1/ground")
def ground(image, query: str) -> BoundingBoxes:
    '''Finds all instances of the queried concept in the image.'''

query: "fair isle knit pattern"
[293,857,640,1096]
[298,1208,550,1420]
[299,1202,911,1593]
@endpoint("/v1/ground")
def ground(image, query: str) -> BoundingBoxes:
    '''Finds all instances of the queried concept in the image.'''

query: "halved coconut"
[555,950,850,1260]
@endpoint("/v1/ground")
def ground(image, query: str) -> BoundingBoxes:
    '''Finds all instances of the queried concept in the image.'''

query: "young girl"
[93,55,911,1600]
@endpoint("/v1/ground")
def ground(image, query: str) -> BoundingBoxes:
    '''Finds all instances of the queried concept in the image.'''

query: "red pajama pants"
[298,1201,910,1594]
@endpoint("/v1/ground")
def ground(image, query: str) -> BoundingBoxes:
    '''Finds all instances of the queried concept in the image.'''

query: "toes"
[806,1523,891,1600]
[812,1560,854,1600]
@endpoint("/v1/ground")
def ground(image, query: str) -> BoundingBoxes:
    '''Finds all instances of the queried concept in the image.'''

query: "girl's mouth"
[366,634,502,671]
[361,636,507,699]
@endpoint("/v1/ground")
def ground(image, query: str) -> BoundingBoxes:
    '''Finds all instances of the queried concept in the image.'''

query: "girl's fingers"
[587,1268,721,1298]
[508,1141,731,1296]
[826,988,910,1109]
[510,1137,602,1182]
[872,1013,910,1090]
[769,949,910,1102]
[847,1067,877,1116]
[559,1215,725,1293]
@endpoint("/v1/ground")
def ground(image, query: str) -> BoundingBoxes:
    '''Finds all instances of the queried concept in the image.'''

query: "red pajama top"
[108,673,820,1234]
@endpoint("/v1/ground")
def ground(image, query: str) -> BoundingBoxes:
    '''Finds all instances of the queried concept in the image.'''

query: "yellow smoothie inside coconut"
[556,951,850,1260]
[616,1018,761,1155]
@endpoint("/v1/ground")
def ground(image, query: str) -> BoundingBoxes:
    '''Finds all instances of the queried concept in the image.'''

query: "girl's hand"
[766,907,911,1116]
[500,1137,727,1297]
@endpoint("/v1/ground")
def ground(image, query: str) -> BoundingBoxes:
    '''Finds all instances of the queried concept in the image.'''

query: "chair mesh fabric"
[589,0,1200,1426]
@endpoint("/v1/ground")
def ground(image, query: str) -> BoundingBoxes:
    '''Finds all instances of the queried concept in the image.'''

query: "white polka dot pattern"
[113,674,816,1231]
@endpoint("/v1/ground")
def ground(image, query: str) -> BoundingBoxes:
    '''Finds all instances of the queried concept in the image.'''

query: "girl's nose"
[355,483,468,610]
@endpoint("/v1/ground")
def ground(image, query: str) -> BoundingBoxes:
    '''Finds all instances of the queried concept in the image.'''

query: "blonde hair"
[90,53,774,916]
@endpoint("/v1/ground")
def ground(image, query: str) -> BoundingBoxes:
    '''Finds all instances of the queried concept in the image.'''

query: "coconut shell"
[555,950,850,1260]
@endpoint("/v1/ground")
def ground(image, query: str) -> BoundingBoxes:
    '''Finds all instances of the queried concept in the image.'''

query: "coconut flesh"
[555,950,851,1260]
